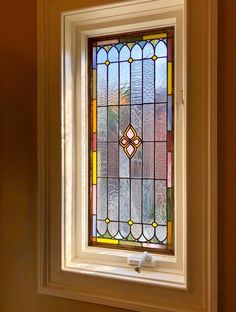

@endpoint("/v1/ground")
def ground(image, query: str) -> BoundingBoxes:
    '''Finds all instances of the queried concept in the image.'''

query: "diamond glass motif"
[119,125,142,158]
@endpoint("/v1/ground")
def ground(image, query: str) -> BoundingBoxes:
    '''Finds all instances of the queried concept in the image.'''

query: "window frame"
[37,0,217,311]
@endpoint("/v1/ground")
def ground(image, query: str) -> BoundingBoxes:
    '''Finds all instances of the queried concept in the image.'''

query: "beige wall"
[0,0,235,311]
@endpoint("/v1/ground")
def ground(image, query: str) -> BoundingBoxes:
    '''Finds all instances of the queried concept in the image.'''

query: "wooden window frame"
[37,0,217,311]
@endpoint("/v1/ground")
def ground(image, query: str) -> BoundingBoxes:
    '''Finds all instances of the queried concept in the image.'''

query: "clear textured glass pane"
[131,61,142,104]
[143,179,154,224]
[155,40,167,57]
[97,47,107,63]
[97,220,107,236]
[131,148,142,178]
[120,62,130,105]
[108,222,118,237]
[97,143,107,177]
[155,180,167,224]
[155,58,167,102]
[108,63,118,105]
[97,107,107,141]
[131,224,142,240]
[97,64,107,106]
[120,179,130,222]
[143,59,154,103]
[143,224,154,241]
[131,179,141,223]
[131,105,142,135]
[108,143,118,177]
[119,105,130,136]
[143,142,154,178]
[119,146,129,178]
[155,104,167,141]
[155,142,166,179]
[108,106,118,141]
[108,178,119,221]
[131,44,142,59]
[143,104,154,141]
[156,225,167,242]
[143,42,154,58]
[97,178,107,219]
[120,45,130,61]
[108,46,118,62]
[120,222,130,238]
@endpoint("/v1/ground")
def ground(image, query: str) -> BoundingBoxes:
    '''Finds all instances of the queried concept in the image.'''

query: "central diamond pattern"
[119,125,142,159]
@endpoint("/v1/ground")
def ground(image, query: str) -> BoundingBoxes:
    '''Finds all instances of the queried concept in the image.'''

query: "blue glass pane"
[97,107,107,141]
[155,40,167,57]
[131,179,141,223]
[108,178,119,220]
[97,47,107,63]
[108,106,118,141]
[143,59,154,103]
[108,46,118,62]
[143,42,154,58]
[120,179,130,222]
[131,44,142,59]
[97,178,107,219]
[143,179,154,224]
[120,45,130,61]
[120,62,130,105]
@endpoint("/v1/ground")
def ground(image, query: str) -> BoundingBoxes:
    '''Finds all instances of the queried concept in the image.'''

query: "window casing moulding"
[37,0,217,311]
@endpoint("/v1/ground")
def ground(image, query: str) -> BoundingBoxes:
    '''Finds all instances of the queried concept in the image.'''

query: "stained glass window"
[89,28,174,254]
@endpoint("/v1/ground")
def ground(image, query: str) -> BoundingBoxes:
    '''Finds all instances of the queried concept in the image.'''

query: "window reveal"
[89,29,174,253]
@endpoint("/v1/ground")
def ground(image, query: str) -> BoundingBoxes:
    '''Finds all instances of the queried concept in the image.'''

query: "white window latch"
[127,252,154,273]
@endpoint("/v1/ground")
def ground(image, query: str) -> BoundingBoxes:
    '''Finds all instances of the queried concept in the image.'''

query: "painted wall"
[0,0,235,311]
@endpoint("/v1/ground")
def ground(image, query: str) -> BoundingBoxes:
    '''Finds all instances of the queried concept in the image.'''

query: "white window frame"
[37,0,217,311]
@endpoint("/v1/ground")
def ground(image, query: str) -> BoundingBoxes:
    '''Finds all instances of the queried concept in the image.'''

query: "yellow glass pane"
[168,62,172,95]
[93,152,97,184]
[168,221,172,246]
[97,238,118,244]
[93,100,96,132]
[93,70,96,99]
[143,33,167,40]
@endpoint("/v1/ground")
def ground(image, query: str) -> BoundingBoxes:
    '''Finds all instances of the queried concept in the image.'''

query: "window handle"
[127,252,153,273]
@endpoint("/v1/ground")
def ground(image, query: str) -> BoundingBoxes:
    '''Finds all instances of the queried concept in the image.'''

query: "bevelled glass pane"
[143,104,154,141]
[108,143,118,177]
[143,142,154,178]
[120,62,130,105]
[97,107,107,141]
[97,143,107,177]
[97,178,107,219]
[143,59,154,103]
[131,61,142,104]
[131,179,141,223]
[131,148,142,178]
[155,104,167,141]
[155,142,167,179]
[108,63,118,105]
[108,178,119,221]
[120,179,130,222]
[108,106,118,141]
[155,58,167,102]
[97,64,107,106]
[155,40,167,57]
[155,180,167,224]
[119,146,129,178]
[143,179,154,224]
